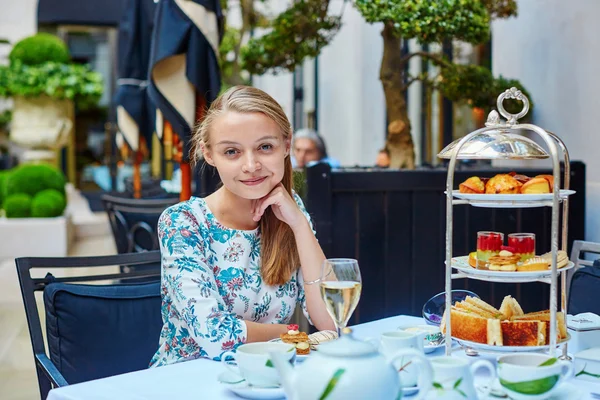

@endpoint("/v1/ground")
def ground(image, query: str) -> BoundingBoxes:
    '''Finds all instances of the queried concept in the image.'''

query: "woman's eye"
[224,149,238,156]
[260,144,273,151]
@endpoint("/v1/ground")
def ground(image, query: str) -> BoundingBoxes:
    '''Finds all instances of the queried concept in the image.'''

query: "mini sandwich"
[510,310,567,341]
[499,295,525,320]
[487,319,503,346]
[462,296,504,319]
[441,307,488,344]
[500,320,547,346]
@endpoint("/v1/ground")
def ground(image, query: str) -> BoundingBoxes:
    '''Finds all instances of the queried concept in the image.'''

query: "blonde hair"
[192,86,300,286]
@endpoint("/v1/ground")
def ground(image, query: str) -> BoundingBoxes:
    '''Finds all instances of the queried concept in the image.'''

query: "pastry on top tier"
[280,324,309,343]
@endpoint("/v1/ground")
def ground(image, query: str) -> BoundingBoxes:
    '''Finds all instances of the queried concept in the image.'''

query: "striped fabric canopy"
[148,0,223,160]
[114,0,157,151]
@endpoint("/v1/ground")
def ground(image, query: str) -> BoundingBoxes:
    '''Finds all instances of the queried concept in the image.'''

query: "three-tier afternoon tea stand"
[438,87,575,358]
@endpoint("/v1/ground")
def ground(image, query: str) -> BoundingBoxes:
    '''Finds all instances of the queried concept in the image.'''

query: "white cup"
[367,331,424,388]
[221,342,295,387]
[397,324,442,354]
[497,353,573,400]
[430,356,496,399]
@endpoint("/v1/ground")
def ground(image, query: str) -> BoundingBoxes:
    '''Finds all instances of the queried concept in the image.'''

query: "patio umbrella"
[148,0,223,201]
[114,0,157,198]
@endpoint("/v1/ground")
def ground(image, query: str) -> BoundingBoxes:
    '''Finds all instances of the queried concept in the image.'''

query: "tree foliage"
[437,63,533,116]
[241,0,341,75]
[354,0,491,44]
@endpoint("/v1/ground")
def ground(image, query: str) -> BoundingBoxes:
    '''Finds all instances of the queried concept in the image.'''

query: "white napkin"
[567,313,600,331]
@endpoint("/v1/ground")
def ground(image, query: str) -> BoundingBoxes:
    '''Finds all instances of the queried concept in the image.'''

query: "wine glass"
[319,258,362,338]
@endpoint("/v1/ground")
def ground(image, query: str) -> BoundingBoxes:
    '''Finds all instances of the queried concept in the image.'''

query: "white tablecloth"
[47,315,600,400]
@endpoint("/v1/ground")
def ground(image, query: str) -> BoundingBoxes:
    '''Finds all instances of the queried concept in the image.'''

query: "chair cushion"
[44,281,162,384]
[568,258,600,315]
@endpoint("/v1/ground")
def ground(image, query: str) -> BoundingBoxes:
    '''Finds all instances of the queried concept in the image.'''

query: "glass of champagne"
[319,258,362,338]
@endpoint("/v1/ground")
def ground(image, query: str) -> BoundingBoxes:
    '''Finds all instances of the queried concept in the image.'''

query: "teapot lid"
[318,328,377,357]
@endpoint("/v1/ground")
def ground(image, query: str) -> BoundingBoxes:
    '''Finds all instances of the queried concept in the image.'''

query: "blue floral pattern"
[149,193,314,367]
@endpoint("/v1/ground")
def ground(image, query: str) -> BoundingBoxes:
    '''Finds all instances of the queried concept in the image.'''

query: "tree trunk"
[380,23,415,169]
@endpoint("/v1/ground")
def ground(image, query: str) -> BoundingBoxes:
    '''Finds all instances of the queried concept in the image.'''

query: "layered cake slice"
[280,324,310,355]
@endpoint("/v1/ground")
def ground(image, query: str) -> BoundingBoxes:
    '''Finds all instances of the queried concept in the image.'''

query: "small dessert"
[518,257,550,272]
[488,250,520,271]
[295,341,310,355]
[535,175,555,192]
[485,174,521,194]
[468,251,477,268]
[280,324,309,344]
[508,233,536,262]
[520,177,550,194]
[459,176,485,194]
[541,250,569,269]
[513,174,531,185]
[477,231,504,269]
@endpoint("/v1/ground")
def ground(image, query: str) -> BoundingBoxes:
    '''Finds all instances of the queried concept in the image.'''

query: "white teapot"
[269,328,433,400]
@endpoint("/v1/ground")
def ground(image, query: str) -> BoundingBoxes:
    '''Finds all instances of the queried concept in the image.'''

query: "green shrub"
[0,170,8,208]
[4,193,32,218]
[31,189,66,218]
[4,164,66,198]
[9,33,70,66]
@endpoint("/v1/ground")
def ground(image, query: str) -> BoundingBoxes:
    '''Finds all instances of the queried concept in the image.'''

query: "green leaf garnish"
[319,368,346,400]
[265,359,274,368]
[433,382,444,389]
[500,375,559,395]
[538,358,558,367]
[453,377,463,389]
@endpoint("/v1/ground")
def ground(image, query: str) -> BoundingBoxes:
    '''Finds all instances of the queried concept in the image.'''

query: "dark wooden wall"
[306,162,586,325]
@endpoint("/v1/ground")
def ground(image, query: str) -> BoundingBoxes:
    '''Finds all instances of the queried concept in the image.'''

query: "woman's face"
[204,111,289,200]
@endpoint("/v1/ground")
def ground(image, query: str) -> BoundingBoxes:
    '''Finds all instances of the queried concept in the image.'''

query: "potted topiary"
[0,33,103,164]
[0,163,73,258]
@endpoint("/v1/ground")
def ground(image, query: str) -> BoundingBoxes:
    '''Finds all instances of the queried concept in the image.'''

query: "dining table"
[46,315,600,400]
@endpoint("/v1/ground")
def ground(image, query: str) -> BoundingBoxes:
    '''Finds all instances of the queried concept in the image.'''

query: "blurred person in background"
[292,128,340,168]
[375,148,390,168]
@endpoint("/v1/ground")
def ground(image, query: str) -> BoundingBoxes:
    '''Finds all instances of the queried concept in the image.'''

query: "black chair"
[101,193,179,254]
[567,240,600,314]
[16,251,163,399]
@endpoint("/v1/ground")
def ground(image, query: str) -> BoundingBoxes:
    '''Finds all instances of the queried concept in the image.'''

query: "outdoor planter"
[0,214,74,258]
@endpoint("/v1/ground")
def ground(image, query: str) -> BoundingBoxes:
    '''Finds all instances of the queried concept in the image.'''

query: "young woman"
[150,86,335,367]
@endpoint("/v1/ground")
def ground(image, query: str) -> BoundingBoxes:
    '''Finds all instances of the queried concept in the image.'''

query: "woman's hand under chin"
[251,184,306,230]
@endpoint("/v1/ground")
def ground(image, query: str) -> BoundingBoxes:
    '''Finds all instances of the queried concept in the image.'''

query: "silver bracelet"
[304,277,321,285]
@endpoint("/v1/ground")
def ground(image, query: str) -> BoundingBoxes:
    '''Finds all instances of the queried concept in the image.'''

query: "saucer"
[402,385,419,397]
[218,371,286,400]
[476,379,584,400]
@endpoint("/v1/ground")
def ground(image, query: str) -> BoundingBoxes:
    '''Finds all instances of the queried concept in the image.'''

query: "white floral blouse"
[149,193,313,367]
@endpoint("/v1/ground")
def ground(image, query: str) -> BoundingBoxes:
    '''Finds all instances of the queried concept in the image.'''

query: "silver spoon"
[464,346,479,356]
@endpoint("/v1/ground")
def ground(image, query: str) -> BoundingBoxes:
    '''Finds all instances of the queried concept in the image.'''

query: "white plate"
[423,342,445,354]
[268,338,310,361]
[456,333,570,354]
[449,189,576,208]
[451,189,575,202]
[451,256,574,281]
[218,371,286,400]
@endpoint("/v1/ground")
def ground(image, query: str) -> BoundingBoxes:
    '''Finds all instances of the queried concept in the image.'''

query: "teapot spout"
[269,350,296,400]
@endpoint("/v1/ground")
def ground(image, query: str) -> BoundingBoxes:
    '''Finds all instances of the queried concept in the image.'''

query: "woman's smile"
[239,176,268,186]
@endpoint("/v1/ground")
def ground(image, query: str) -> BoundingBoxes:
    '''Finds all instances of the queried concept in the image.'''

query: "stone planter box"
[0,215,74,259]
